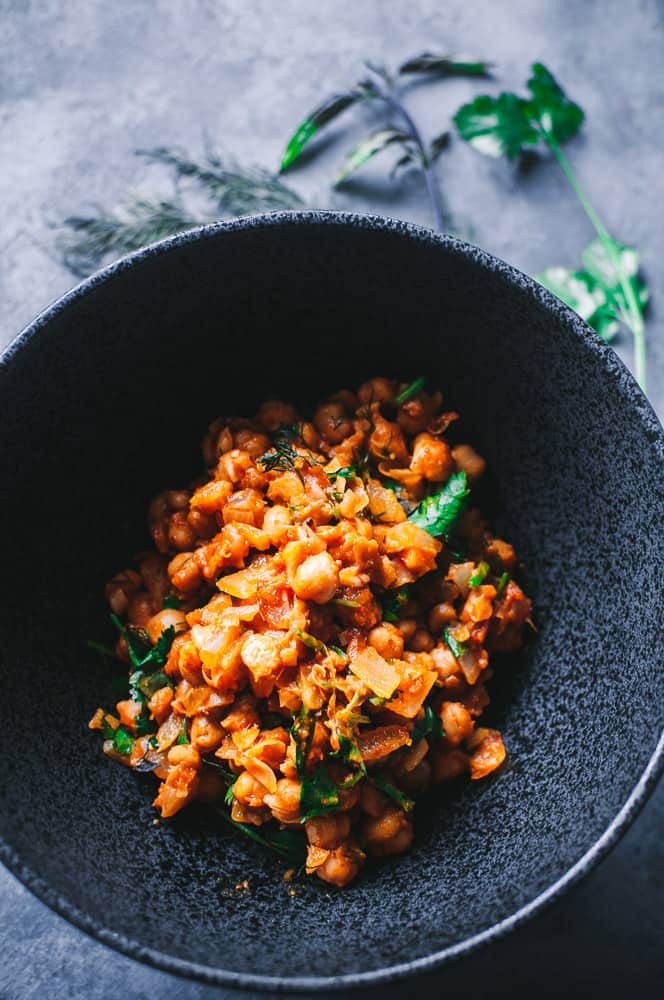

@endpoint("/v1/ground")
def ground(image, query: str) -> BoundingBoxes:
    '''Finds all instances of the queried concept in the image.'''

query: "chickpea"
[313,401,353,444]
[190,714,225,752]
[256,399,298,432]
[105,569,142,616]
[167,744,201,767]
[305,812,351,849]
[233,428,271,459]
[263,777,302,823]
[232,770,267,808]
[428,601,457,633]
[410,433,454,483]
[357,377,395,404]
[262,504,292,545]
[409,627,435,652]
[127,590,155,627]
[451,444,486,484]
[431,748,469,782]
[315,843,365,888]
[397,617,418,642]
[167,511,197,552]
[166,489,190,511]
[292,551,339,605]
[362,806,414,857]
[138,552,170,605]
[359,782,390,818]
[368,622,404,660]
[397,760,432,796]
[440,701,474,746]
[196,770,227,803]
[146,608,187,645]
[167,551,202,593]
[148,684,174,724]
[215,449,254,485]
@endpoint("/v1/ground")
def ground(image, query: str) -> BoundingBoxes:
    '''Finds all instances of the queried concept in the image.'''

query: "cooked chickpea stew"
[90,376,532,887]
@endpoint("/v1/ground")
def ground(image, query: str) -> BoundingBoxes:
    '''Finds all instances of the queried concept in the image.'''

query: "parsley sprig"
[454,63,649,390]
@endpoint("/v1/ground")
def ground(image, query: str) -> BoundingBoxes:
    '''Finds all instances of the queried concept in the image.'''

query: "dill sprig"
[140,147,304,214]
[59,148,303,277]
[60,196,201,277]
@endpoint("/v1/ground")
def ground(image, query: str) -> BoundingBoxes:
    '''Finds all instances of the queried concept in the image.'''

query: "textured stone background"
[1,0,662,997]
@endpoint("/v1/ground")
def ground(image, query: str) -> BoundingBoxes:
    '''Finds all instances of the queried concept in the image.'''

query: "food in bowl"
[90,375,532,887]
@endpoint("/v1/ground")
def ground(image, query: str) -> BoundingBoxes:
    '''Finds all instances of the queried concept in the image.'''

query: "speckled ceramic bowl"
[0,213,662,992]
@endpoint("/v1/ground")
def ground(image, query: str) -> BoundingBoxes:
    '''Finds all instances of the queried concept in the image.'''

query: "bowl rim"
[1,209,663,992]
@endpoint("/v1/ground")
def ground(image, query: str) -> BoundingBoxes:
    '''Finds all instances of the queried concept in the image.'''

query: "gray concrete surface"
[1,1,662,997]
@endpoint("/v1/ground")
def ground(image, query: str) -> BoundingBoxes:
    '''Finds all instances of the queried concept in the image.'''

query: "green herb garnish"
[296,630,328,656]
[332,598,361,608]
[443,628,469,660]
[163,594,182,609]
[408,470,469,539]
[60,150,302,278]
[176,718,189,745]
[410,704,444,743]
[291,706,316,777]
[111,725,135,756]
[371,774,415,812]
[454,62,649,389]
[469,561,490,587]
[86,639,116,659]
[382,585,412,623]
[496,571,510,596]
[300,762,342,822]
[217,810,307,865]
[328,465,358,481]
[394,376,425,405]
[111,614,176,670]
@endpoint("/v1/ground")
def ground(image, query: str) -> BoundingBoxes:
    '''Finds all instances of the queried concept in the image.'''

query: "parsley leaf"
[526,62,584,143]
[454,93,538,159]
[163,594,182,609]
[538,237,649,344]
[300,761,342,822]
[111,725,135,756]
[408,470,469,539]
[382,585,412,623]
[111,614,176,670]
[496,571,510,596]
[328,465,358,481]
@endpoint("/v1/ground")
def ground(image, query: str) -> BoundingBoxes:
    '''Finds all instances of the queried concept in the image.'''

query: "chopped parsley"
[408,470,469,539]
[469,561,490,587]
[382,585,411,623]
[443,628,469,660]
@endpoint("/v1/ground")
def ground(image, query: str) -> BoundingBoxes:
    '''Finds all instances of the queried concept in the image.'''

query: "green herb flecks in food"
[394,376,425,405]
[371,774,415,812]
[411,704,444,743]
[217,809,307,865]
[291,706,316,777]
[496,572,510,595]
[469,561,490,587]
[163,594,182,609]
[300,762,342,822]
[443,628,469,660]
[408,470,469,539]
[382,585,412,623]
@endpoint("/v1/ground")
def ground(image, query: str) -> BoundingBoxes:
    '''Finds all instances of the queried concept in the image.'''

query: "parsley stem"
[544,132,646,391]
[378,90,446,231]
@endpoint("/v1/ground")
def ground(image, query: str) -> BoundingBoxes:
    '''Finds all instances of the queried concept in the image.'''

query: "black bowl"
[1,213,662,992]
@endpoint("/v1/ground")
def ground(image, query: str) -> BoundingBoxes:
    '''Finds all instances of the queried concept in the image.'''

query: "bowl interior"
[0,215,662,990]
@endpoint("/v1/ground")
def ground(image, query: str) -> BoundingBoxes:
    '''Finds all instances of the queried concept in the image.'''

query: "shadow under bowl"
[0,212,662,992]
